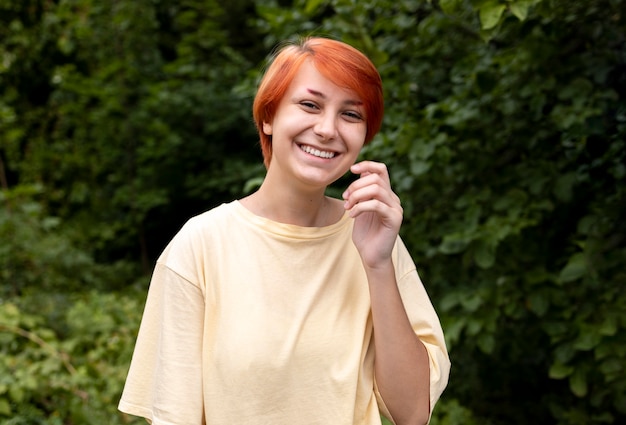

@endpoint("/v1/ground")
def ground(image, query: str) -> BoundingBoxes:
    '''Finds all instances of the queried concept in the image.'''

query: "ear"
[262,121,273,135]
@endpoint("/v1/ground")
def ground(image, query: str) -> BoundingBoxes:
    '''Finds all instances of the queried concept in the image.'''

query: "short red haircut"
[253,37,384,168]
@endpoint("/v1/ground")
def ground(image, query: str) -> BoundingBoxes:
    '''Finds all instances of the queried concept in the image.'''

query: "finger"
[347,198,403,225]
[343,182,398,211]
[343,169,393,201]
[343,172,386,197]
[350,161,391,185]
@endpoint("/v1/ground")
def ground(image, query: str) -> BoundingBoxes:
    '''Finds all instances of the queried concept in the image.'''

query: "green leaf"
[599,358,622,376]
[527,292,549,316]
[477,333,495,354]
[479,1,507,30]
[599,317,617,336]
[576,215,597,235]
[410,160,431,177]
[9,386,23,403]
[558,253,587,283]
[553,172,577,202]
[439,233,471,254]
[304,0,327,14]
[466,318,483,336]
[569,368,588,397]
[549,362,573,379]
[509,1,532,21]
[440,292,461,312]
[554,343,576,364]
[573,330,601,351]
[474,239,496,269]
[439,0,464,14]
[0,303,20,327]
[460,294,483,312]
[0,398,11,416]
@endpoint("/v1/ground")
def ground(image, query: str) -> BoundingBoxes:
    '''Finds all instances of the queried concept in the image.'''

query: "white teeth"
[300,145,335,159]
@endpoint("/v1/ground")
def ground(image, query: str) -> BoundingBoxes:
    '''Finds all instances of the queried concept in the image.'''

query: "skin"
[241,60,430,425]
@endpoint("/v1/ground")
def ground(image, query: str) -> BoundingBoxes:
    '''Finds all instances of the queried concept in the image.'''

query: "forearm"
[366,260,431,425]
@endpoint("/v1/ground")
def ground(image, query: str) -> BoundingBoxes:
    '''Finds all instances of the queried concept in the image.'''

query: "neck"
[241,182,342,227]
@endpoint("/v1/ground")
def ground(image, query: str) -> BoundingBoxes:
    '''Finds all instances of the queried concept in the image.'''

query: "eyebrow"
[306,88,363,106]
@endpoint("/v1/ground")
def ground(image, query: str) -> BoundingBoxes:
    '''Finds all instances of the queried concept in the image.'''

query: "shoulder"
[159,202,238,260]
[179,200,252,239]
[183,202,237,230]
[155,202,244,284]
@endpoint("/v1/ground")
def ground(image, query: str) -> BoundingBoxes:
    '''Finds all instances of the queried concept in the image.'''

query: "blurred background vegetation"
[1,0,624,424]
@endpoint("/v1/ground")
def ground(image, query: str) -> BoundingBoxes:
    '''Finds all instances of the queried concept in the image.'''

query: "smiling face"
[262,60,367,191]
[253,37,384,169]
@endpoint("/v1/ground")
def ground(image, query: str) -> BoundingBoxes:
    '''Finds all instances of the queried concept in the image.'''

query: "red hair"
[253,37,384,168]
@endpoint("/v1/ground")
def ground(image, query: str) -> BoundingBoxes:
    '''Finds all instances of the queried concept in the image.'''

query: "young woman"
[119,37,450,425]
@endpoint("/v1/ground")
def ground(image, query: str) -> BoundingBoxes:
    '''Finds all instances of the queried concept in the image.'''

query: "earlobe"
[263,122,273,135]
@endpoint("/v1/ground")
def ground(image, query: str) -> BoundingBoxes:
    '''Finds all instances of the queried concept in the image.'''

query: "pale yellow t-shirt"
[118,201,450,425]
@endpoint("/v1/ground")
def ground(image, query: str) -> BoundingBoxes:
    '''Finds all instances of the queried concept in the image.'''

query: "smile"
[299,144,336,159]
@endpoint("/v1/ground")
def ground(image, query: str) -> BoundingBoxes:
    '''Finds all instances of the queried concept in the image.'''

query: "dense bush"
[0,291,145,424]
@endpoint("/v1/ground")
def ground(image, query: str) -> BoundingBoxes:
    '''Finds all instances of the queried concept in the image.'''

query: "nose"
[313,112,338,141]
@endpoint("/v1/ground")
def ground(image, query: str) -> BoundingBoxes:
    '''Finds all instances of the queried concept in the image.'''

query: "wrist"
[362,258,395,280]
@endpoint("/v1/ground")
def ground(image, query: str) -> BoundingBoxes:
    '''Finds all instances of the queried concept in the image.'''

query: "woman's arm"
[343,161,431,425]
[364,261,431,425]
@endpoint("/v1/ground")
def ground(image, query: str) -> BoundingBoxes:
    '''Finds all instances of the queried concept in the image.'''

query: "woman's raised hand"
[342,161,403,269]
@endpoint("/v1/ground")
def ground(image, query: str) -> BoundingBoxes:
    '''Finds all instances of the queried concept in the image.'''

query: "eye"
[342,110,364,122]
[300,101,319,110]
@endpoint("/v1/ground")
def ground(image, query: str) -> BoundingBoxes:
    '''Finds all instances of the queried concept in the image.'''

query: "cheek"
[351,126,368,148]
[340,122,367,143]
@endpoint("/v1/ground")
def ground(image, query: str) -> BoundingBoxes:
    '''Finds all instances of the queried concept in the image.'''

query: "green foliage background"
[1,0,624,423]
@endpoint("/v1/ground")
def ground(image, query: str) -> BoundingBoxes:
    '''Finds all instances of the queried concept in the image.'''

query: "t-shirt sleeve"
[118,261,206,425]
[377,237,451,423]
